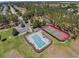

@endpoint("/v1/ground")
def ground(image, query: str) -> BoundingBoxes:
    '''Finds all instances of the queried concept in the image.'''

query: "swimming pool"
[32,35,45,48]
[25,31,52,52]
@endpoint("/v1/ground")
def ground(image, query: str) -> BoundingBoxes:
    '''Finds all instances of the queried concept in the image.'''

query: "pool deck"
[24,30,52,53]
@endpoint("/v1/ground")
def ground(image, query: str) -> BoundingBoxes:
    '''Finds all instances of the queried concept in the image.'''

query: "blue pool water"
[32,35,45,48]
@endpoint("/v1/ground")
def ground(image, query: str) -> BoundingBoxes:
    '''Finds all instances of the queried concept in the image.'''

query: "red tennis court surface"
[42,25,69,41]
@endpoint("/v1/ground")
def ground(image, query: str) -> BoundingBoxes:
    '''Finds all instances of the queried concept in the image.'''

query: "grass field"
[0,28,47,58]
[42,31,79,58]
[0,28,75,58]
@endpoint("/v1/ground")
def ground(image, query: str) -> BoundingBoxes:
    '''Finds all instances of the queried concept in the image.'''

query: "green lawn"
[0,28,47,58]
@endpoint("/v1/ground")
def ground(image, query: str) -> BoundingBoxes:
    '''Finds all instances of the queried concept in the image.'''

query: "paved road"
[2,5,8,15]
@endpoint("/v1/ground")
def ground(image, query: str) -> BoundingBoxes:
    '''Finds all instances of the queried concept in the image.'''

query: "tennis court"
[42,25,69,41]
